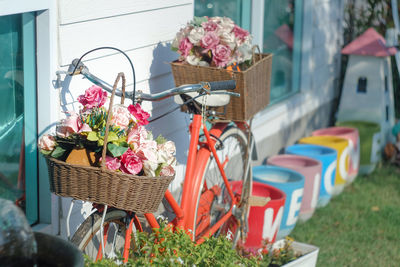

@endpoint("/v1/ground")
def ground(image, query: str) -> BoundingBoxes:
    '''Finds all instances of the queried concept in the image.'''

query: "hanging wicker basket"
[170,47,273,121]
[45,73,174,213]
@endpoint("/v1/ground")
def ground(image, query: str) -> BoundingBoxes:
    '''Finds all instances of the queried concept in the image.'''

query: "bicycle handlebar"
[209,80,236,91]
[69,59,239,102]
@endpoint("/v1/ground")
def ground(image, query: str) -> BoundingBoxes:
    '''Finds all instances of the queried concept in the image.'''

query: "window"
[357,77,367,93]
[194,0,251,30]
[0,12,38,224]
[263,0,302,103]
[385,75,388,92]
[195,0,303,105]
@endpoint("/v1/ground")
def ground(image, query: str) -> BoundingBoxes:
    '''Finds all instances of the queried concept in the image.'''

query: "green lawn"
[290,163,400,267]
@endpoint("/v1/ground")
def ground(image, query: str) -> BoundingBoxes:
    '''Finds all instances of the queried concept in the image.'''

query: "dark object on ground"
[34,232,84,267]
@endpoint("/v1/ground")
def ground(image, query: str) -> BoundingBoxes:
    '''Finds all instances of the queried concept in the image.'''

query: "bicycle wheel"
[193,126,252,245]
[71,209,139,261]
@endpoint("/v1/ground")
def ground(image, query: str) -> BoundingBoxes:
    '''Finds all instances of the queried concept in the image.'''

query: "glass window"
[357,77,367,93]
[194,0,251,30]
[0,13,38,224]
[263,0,302,103]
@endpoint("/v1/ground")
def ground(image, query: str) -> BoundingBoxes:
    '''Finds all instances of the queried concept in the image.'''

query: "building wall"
[56,0,194,237]
[252,0,344,163]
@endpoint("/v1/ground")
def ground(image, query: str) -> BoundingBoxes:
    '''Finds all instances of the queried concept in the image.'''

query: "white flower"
[186,55,210,67]
[219,17,235,32]
[143,160,159,177]
[188,27,205,45]
[219,31,236,50]
[235,43,253,63]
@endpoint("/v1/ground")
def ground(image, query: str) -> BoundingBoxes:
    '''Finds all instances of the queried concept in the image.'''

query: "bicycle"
[61,48,256,262]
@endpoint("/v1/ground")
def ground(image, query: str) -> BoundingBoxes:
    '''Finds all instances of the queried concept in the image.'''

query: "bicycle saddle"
[174,91,230,107]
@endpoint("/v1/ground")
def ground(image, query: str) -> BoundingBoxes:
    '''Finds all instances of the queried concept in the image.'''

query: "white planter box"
[273,240,319,267]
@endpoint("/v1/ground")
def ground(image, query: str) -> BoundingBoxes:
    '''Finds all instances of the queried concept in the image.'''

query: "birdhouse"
[336,28,397,149]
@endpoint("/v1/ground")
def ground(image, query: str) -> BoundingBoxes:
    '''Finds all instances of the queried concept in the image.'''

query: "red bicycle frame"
[120,114,247,262]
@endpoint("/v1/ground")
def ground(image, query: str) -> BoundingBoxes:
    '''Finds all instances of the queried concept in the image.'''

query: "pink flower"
[120,149,143,175]
[201,32,220,50]
[232,25,249,43]
[178,37,193,57]
[212,44,232,67]
[202,20,219,32]
[78,85,107,109]
[38,134,55,151]
[128,103,150,126]
[110,104,131,130]
[160,165,175,176]
[104,156,121,171]
[136,140,158,163]
[127,125,149,149]
[56,112,92,137]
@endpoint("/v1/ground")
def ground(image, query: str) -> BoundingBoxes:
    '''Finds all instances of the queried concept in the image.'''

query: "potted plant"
[237,237,319,267]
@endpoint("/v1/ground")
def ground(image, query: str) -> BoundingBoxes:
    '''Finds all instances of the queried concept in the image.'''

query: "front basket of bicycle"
[170,52,272,121]
[46,156,174,213]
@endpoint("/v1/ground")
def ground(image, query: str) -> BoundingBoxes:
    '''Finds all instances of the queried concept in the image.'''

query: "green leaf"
[87,131,99,141]
[106,131,119,143]
[51,146,66,158]
[155,134,167,145]
[155,163,165,177]
[40,149,52,155]
[108,143,128,158]
[192,16,207,26]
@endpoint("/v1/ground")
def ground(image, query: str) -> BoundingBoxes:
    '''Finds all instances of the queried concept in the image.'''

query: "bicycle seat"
[174,91,230,107]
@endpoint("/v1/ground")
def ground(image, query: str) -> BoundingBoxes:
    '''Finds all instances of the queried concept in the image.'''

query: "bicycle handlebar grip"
[208,80,236,91]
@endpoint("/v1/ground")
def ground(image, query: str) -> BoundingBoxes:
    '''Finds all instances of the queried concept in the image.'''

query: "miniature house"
[336,28,397,148]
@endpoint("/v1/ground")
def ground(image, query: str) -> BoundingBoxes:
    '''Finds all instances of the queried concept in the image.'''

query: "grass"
[290,163,400,267]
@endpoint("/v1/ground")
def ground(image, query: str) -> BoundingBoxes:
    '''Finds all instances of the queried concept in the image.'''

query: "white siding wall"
[54,0,344,237]
[56,0,194,237]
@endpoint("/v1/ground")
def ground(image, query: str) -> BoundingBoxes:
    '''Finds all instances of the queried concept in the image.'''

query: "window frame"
[1,0,58,232]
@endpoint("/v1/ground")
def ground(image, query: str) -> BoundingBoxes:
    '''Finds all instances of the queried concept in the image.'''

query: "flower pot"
[267,155,321,222]
[336,121,381,174]
[65,148,99,166]
[34,232,84,267]
[252,166,304,240]
[231,181,286,248]
[272,240,319,267]
[285,144,337,207]
[312,126,360,183]
[298,136,349,196]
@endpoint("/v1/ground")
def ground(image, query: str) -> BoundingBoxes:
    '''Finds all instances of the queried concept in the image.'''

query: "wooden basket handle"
[252,45,262,65]
[101,72,126,169]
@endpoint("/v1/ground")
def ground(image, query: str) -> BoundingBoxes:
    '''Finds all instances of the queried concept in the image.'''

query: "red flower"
[120,149,143,175]
[128,103,150,126]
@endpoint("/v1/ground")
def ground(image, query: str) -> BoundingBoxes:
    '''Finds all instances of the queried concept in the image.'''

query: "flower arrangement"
[38,85,176,177]
[171,16,253,68]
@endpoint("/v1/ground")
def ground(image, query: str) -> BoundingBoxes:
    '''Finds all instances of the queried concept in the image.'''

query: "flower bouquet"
[170,16,273,121]
[40,74,175,213]
[171,16,253,69]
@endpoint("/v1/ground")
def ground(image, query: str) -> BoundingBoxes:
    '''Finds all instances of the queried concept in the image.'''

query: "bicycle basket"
[45,73,174,213]
[171,47,272,121]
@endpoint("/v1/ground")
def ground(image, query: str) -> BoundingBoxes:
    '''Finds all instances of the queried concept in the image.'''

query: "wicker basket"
[170,52,273,121]
[45,73,174,213]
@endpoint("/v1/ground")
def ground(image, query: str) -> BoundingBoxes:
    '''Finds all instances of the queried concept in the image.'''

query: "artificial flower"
[172,16,252,68]
[78,85,107,109]
[128,103,150,126]
[38,134,56,151]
